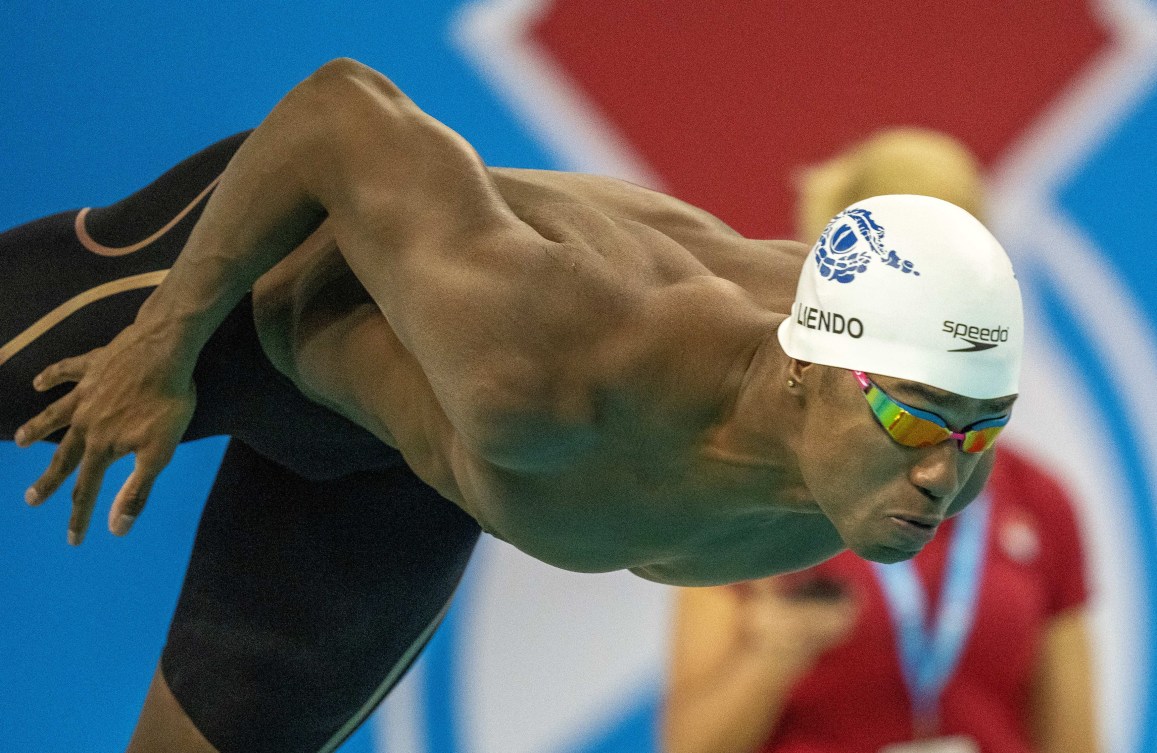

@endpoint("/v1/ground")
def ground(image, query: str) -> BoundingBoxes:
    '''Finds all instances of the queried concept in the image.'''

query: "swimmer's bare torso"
[20,59,993,585]
[252,164,842,585]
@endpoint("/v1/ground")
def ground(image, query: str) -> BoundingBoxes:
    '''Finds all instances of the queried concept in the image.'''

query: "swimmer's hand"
[14,321,196,545]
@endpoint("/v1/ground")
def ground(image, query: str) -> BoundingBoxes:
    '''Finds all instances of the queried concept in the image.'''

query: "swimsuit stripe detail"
[316,600,453,753]
[0,270,168,368]
[73,174,222,256]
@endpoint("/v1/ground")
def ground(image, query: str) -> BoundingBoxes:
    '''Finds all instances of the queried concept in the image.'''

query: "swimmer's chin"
[629,564,689,586]
[851,543,922,565]
[629,564,729,587]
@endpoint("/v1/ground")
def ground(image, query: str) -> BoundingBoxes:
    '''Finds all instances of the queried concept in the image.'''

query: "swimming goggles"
[852,370,1008,454]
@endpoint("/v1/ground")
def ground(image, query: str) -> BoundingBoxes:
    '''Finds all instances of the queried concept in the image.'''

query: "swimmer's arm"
[139,58,539,353]
[947,446,997,517]
[18,57,578,541]
[165,56,610,467]
[172,57,586,463]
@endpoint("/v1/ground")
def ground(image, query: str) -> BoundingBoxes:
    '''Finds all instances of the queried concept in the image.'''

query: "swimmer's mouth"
[896,515,938,530]
[887,515,940,550]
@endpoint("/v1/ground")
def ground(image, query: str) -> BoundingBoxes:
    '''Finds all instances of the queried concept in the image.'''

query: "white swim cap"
[777,194,1022,399]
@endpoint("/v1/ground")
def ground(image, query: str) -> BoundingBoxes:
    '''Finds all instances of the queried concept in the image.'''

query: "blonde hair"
[796,127,984,244]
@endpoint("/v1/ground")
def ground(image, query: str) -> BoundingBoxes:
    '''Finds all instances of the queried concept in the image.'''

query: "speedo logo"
[943,320,1009,352]
[796,304,864,338]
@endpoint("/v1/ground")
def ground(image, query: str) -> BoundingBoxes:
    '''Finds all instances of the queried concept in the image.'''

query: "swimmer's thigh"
[0,131,249,440]
[156,439,481,753]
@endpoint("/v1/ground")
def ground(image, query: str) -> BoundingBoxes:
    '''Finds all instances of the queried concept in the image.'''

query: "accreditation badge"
[878,736,980,753]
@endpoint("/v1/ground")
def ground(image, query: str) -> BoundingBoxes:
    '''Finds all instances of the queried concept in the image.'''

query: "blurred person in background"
[662,128,1101,753]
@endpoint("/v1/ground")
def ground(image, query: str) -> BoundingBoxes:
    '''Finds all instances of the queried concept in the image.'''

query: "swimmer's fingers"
[108,452,169,537]
[24,429,85,507]
[101,393,195,538]
[33,351,97,392]
[67,445,119,546]
[14,391,81,448]
[17,327,196,545]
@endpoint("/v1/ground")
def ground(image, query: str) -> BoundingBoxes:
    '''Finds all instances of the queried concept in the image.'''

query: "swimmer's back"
[490,167,807,310]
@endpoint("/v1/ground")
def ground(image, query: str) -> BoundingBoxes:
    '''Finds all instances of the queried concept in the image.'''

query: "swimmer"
[3,59,1021,753]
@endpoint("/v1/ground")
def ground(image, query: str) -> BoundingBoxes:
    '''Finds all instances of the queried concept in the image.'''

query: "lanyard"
[872,495,991,731]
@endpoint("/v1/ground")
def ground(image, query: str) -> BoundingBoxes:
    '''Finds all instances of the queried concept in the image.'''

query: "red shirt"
[760,446,1090,753]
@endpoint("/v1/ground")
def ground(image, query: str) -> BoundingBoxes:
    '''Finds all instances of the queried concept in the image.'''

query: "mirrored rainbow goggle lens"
[957,424,1005,453]
[861,380,1006,454]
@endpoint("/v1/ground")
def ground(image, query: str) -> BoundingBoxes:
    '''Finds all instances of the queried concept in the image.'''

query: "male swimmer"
[3,59,1020,753]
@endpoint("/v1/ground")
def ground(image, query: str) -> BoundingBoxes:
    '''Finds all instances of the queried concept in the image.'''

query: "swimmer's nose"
[908,442,960,502]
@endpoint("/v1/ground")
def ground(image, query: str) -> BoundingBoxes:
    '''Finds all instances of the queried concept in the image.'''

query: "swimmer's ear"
[787,358,816,385]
